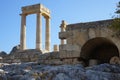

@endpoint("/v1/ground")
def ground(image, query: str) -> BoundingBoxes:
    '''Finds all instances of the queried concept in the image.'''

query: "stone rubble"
[0,63,120,80]
[9,45,20,54]
[0,51,7,58]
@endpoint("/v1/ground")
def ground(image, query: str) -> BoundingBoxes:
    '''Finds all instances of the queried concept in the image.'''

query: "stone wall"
[59,19,120,65]
[3,49,42,63]
[38,52,81,65]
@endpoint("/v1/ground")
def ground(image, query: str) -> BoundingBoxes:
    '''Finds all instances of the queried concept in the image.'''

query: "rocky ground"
[0,62,120,80]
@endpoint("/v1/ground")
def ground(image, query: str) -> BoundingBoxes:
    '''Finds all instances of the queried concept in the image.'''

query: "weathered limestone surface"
[59,44,80,51]
[59,32,68,39]
[3,49,42,63]
[38,51,81,65]
[39,52,59,60]
[64,19,116,47]
[22,4,50,15]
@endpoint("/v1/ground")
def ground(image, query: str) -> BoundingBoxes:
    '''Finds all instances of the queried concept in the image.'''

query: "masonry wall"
[59,19,120,65]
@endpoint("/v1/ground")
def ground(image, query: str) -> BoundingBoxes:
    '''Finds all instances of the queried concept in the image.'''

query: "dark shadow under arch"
[80,37,119,65]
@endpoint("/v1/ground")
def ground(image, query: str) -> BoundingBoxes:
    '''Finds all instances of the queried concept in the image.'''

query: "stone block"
[39,54,48,60]
[59,45,64,50]
[59,50,67,58]
[53,45,59,52]
[110,56,120,64]
[88,28,96,39]
[67,37,73,44]
[89,59,98,66]
[63,59,68,64]
[100,28,109,37]
[72,51,80,58]
[49,59,62,65]
[66,51,80,58]
[12,59,21,63]
[95,28,100,37]
[50,52,60,59]
[59,44,80,52]
[30,58,38,62]
[59,50,80,59]
[66,51,73,58]
[73,58,77,62]
[64,59,73,64]
[22,4,50,16]
[66,52,70,58]
[22,54,29,58]
[20,58,30,62]
[38,60,45,64]
[59,32,68,39]
[72,30,89,46]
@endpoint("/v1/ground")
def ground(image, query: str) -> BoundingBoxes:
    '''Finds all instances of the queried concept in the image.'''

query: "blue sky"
[0,0,119,53]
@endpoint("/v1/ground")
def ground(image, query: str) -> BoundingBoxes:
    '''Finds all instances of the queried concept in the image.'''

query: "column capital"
[44,15,51,19]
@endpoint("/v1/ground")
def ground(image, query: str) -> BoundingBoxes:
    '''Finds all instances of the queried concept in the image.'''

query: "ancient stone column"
[45,17,50,51]
[54,45,59,52]
[36,13,42,50]
[20,14,26,50]
[60,20,67,44]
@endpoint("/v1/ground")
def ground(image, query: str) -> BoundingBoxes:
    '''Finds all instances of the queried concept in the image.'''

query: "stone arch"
[80,37,119,65]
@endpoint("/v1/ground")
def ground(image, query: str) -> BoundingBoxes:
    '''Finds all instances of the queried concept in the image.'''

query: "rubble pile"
[0,63,120,80]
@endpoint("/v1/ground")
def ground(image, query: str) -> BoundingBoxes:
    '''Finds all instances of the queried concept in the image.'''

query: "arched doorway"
[80,37,119,66]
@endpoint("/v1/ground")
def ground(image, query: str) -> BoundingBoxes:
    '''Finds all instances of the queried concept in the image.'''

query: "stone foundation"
[38,51,81,65]
[3,49,42,63]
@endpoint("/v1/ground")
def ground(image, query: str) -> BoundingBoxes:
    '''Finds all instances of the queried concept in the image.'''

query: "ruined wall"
[59,19,120,65]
